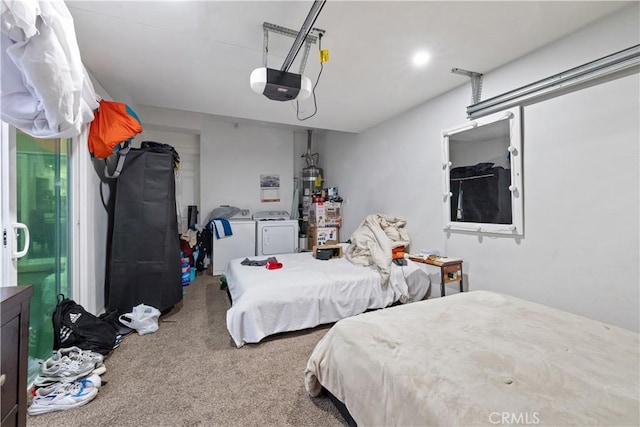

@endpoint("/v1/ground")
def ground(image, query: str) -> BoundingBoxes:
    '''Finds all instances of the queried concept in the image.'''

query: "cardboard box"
[313,244,343,259]
[307,226,340,248]
[309,202,342,227]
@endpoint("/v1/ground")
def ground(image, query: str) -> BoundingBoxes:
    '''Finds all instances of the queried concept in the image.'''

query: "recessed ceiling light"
[412,51,431,67]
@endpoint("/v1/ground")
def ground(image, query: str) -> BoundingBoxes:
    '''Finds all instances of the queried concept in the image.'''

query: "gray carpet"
[27,274,345,427]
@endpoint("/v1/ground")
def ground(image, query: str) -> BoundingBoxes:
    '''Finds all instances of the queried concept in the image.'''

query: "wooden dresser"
[1,286,33,427]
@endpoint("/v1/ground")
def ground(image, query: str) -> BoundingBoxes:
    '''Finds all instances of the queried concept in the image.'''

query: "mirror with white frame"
[441,107,523,235]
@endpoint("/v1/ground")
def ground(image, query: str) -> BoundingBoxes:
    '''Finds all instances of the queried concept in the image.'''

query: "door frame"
[1,121,18,285]
[1,122,88,300]
[70,126,96,311]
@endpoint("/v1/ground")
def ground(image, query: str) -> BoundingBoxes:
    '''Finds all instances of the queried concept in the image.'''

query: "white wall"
[135,106,300,223]
[200,119,295,221]
[316,5,640,331]
[142,128,200,231]
[72,113,105,314]
[77,73,142,313]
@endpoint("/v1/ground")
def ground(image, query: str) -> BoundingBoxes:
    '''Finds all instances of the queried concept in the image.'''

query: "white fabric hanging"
[1,0,98,138]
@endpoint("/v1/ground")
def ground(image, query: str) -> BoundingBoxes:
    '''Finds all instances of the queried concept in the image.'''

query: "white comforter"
[346,213,411,285]
[305,291,640,426]
[224,251,430,347]
[1,0,98,138]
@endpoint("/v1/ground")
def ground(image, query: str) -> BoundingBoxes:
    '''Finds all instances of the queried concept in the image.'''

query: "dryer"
[254,211,299,256]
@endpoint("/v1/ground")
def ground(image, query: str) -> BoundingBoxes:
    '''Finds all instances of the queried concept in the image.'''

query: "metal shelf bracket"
[452,68,484,104]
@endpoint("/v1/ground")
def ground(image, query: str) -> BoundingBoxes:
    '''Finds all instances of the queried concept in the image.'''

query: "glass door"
[0,122,26,285]
[2,124,72,381]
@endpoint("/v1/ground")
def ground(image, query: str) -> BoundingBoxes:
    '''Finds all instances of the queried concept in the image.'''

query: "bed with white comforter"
[224,249,430,347]
[305,290,640,426]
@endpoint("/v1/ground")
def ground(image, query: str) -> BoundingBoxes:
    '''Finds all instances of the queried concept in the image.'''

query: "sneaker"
[79,373,103,388]
[34,357,105,389]
[33,373,102,392]
[92,364,107,376]
[40,356,96,382]
[27,381,98,415]
[56,347,106,376]
[53,346,105,372]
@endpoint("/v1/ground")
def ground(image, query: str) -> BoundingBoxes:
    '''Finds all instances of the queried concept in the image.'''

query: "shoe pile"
[28,347,106,416]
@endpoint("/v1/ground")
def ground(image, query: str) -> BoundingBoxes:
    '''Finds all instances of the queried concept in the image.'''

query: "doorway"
[1,125,72,381]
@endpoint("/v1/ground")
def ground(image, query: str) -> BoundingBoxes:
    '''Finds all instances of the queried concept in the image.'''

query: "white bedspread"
[224,251,430,347]
[305,290,640,426]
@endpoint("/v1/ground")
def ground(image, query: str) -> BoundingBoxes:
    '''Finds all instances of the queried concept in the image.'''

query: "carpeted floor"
[26,274,345,427]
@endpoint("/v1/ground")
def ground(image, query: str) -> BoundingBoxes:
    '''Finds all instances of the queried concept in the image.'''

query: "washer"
[254,211,299,256]
[211,210,256,275]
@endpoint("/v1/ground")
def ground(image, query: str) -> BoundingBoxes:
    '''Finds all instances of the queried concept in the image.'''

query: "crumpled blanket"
[1,0,98,138]
[346,213,410,285]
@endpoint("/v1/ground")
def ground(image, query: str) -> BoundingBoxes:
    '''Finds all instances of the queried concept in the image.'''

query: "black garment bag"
[106,141,182,314]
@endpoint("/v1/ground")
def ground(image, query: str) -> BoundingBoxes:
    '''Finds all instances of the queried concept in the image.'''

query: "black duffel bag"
[52,294,122,356]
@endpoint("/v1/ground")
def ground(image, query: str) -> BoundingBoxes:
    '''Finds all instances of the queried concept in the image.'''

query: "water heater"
[301,130,323,220]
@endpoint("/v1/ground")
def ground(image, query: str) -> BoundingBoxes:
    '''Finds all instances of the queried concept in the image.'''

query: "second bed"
[223,248,431,347]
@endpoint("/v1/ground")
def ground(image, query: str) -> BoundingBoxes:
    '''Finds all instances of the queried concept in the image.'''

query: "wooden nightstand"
[409,256,463,297]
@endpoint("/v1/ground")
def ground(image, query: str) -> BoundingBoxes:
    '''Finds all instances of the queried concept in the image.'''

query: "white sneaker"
[92,364,107,376]
[27,381,98,415]
[80,373,102,388]
[33,373,102,392]
[54,346,104,367]
[40,356,96,382]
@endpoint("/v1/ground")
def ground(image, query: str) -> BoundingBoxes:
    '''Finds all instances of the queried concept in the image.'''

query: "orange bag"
[88,100,142,158]
[392,245,406,260]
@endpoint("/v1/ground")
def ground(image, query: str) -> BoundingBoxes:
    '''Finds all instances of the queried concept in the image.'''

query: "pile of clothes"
[180,227,199,261]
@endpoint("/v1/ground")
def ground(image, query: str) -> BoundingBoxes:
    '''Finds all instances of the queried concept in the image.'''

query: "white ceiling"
[66,1,630,133]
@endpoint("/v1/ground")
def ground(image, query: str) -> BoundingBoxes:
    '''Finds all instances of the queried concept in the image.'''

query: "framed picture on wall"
[260,174,280,202]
